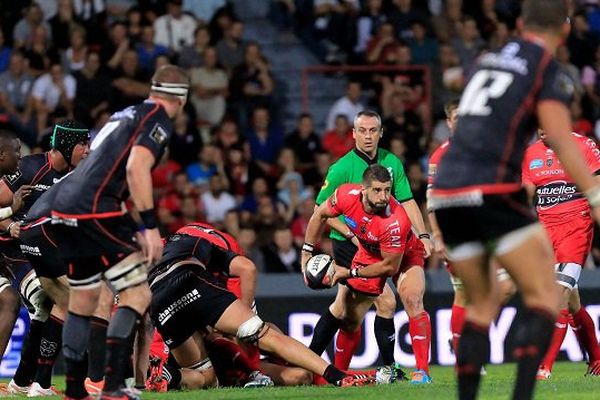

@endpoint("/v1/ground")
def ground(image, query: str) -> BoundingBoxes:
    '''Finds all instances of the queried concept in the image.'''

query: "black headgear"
[51,120,90,167]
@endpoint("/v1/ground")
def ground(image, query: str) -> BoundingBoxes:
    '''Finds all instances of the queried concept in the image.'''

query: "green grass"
[10,361,600,399]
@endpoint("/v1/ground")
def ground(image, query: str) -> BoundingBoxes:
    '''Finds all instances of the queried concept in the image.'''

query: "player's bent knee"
[20,272,50,322]
[237,315,268,344]
[375,292,396,315]
[105,259,148,293]
[182,360,218,389]
[0,284,20,315]
[402,293,423,315]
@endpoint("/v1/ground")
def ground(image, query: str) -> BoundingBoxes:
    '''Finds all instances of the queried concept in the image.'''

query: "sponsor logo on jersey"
[158,289,201,325]
[529,159,543,170]
[150,124,168,145]
[4,170,22,185]
[19,244,41,256]
[536,181,582,210]
[344,216,357,229]
[348,189,361,196]
[387,220,402,247]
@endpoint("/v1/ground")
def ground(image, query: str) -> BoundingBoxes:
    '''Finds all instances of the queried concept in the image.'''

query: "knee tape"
[554,263,581,290]
[20,271,49,322]
[104,260,148,292]
[0,276,10,295]
[237,315,267,343]
[189,358,213,372]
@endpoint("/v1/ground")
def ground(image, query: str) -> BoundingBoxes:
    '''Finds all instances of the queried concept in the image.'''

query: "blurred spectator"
[275,148,313,207]
[406,161,426,206]
[73,0,108,46]
[225,143,262,199]
[290,196,315,247]
[431,0,462,43]
[322,114,354,160]
[381,92,424,160]
[240,176,272,216]
[23,25,60,76]
[284,113,322,171]
[178,25,211,69]
[108,49,150,112]
[246,107,283,173]
[432,43,463,118]
[62,27,88,73]
[73,51,111,127]
[326,81,363,130]
[451,16,486,70]
[0,51,35,145]
[556,44,583,100]
[567,12,598,70]
[50,0,83,51]
[189,47,228,127]
[152,151,182,197]
[262,226,301,273]
[312,0,360,60]
[201,174,236,228]
[572,100,593,137]
[158,170,203,233]
[183,0,226,23]
[488,20,512,50]
[105,0,137,21]
[214,118,242,150]
[216,21,246,74]
[186,144,220,188]
[304,150,332,190]
[270,0,296,32]
[126,6,144,43]
[388,136,407,162]
[252,195,285,246]
[136,25,169,74]
[583,44,600,119]
[475,0,502,41]
[406,20,438,65]
[238,226,265,272]
[32,62,76,135]
[354,0,388,56]
[101,21,130,69]
[13,3,52,50]
[153,0,197,53]
[389,0,428,40]
[230,42,273,126]
[366,22,401,64]
[169,111,202,167]
[0,30,11,73]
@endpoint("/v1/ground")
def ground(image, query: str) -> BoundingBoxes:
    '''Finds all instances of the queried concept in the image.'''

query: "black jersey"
[433,39,574,195]
[24,173,71,225]
[3,153,66,220]
[52,101,172,218]
[149,234,237,283]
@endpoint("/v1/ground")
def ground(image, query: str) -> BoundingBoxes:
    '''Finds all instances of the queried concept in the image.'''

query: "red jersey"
[522,133,600,226]
[427,139,450,187]
[326,183,413,267]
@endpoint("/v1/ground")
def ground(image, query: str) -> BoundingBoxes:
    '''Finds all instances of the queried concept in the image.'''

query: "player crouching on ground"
[302,164,432,383]
[148,231,375,390]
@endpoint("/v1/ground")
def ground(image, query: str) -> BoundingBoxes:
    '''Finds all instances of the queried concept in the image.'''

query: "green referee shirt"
[316,148,413,241]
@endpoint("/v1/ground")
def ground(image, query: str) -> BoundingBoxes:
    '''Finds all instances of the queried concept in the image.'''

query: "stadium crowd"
[3,0,600,273]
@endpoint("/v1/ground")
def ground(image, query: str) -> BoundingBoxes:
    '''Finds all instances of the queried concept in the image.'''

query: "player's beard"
[367,198,388,213]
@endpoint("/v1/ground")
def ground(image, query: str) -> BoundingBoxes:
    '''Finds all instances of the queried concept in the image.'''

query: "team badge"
[360,225,366,234]
[321,180,329,190]
[150,124,168,144]
[529,159,543,170]
[4,170,22,185]
[546,158,553,167]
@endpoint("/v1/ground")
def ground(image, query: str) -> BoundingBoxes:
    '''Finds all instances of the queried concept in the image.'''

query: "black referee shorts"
[332,238,358,269]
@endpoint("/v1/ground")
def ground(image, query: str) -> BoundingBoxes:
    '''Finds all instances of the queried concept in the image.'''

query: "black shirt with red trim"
[52,101,173,218]
[433,38,574,194]
[4,152,66,221]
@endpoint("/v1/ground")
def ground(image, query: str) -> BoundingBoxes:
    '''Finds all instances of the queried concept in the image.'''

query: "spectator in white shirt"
[201,175,237,228]
[154,0,197,53]
[326,81,364,130]
[32,63,76,135]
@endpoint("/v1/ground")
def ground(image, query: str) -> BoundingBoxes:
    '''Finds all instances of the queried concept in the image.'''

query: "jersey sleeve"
[391,156,413,202]
[3,157,39,193]
[427,148,442,187]
[325,187,346,217]
[192,237,238,276]
[521,149,533,186]
[581,136,600,173]
[538,60,574,106]
[316,161,346,205]
[134,109,172,163]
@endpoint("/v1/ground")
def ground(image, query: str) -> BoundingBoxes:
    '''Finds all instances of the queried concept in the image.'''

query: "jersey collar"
[353,148,379,165]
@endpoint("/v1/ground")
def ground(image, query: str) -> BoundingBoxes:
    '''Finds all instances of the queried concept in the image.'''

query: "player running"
[430,2,600,399]
[310,110,431,382]
[303,165,430,383]
[522,129,600,379]
[50,65,190,400]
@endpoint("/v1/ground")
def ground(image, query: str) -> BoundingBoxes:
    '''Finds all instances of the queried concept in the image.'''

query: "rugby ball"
[305,254,335,290]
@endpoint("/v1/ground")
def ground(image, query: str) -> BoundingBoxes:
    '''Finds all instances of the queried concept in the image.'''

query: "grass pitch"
[14,361,600,399]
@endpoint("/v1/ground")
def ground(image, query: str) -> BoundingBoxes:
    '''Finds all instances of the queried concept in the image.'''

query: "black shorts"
[332,239,358,268]
[150,265,237,348]
[52,216,139,283]
[435,190,535,248]
[20,222,65,279]
[0,238,29,265]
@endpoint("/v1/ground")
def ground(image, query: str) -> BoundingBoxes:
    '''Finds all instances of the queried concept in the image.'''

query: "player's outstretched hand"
[420,237,433,258]
[11,185,33,213]
[142,228,164,266]
[432,232,448,259]
[332,265,350,286]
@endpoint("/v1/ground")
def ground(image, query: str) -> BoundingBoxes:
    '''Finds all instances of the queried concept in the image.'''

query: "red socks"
[334,328,362,370]
[409,311,431,373]
[209,337,260,374]
[571,306,600,362]
[541,309,569,371]
[450,305,466,354]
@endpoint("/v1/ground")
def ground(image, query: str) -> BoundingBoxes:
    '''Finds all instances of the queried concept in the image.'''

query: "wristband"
[418,233,431,240]
[139,209,158,230]
[350,268,360,278]
[302,243,314,254]
[344,230,355,239]
[585,185,600,208]
[0,206,13,220]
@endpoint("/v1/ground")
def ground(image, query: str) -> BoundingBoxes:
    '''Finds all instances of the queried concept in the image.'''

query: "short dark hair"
[362,164,391,186]
[522,0,567,32]
[444,99,459,119]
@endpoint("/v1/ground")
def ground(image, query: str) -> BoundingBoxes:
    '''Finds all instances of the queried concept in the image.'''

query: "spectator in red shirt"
[158,170,203,233]
[322,114,353,160]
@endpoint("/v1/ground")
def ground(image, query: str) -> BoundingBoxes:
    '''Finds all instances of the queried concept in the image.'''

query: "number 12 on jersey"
[458,70,514,117]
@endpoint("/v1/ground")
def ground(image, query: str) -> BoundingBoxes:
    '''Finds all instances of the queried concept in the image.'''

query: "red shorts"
[545,213,593,266]
[346,238,425,296]
[149,330,169,363]
[226,277,241,299]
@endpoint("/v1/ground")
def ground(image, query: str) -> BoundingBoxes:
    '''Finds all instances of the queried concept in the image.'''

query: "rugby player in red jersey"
[522,130,600,379]
[302,164,431,383]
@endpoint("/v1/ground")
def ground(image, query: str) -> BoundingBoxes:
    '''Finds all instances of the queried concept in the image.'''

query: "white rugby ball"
[304,254,335,290]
